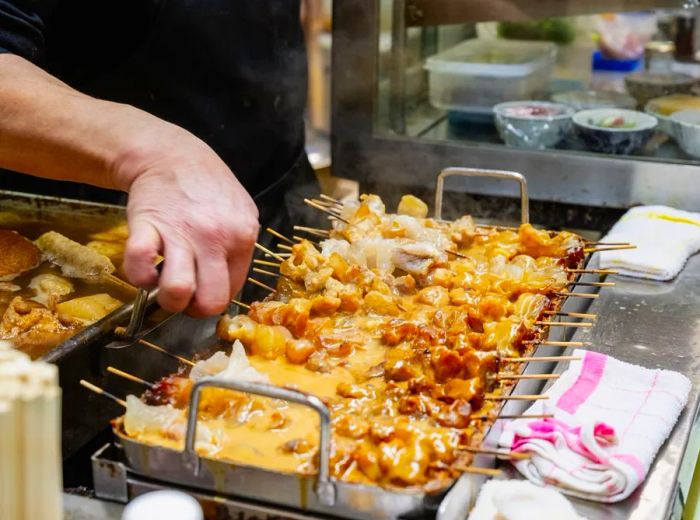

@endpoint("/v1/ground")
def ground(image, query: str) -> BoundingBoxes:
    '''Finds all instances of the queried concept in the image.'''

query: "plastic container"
[425,39,557,112]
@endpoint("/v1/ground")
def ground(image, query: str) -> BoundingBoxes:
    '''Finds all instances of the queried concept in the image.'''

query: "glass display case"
[331,0,700,223]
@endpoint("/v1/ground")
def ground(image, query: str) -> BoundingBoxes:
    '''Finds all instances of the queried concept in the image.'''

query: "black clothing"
[0,0,308,203]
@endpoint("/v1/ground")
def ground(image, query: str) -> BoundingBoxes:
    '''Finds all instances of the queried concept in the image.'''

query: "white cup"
[122,491,203,520]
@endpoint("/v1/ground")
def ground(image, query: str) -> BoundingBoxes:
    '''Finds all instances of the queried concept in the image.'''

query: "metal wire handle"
[434,167,529,224]
[183,379,336,506]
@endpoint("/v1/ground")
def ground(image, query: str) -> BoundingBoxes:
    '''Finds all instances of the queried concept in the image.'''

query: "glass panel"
[375,0,700,165]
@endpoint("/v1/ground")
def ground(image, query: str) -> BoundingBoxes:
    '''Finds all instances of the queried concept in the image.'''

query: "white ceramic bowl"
[670,109,700,158]
[573,109,657,155]
[493,101,574,150]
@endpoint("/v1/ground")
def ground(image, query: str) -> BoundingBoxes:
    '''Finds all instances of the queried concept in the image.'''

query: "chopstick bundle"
[0,344,62,520]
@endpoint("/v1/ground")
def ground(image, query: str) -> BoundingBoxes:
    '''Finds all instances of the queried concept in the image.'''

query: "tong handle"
[434,167,529,224]
[183,379,336,506]
[121,261,163,339]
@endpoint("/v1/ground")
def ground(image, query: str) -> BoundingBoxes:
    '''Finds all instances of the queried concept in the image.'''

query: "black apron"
[0,0,318,216]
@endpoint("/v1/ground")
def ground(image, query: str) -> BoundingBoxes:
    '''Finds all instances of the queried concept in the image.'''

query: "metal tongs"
[106,262,163,349]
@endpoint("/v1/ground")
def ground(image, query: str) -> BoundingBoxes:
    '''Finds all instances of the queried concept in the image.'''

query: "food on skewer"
[115,192,593,492]
[35,231,116,280]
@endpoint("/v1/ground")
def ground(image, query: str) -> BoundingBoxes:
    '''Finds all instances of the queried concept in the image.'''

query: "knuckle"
[157,293,188,313]
[199,219,230,242]
[161,279,195,301]
[237,218,260,246]
[125,239,154,260]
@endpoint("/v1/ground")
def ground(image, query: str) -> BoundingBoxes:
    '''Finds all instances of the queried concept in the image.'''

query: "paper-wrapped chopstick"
[0,348,62,520]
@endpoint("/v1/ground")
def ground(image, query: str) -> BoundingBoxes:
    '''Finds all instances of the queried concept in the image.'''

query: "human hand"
[115,124,259,317]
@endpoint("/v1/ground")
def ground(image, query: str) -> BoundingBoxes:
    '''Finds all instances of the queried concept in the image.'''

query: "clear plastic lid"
[425,39,557,78]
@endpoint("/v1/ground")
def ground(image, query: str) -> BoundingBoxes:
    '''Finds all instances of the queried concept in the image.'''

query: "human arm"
[0,53,259,316]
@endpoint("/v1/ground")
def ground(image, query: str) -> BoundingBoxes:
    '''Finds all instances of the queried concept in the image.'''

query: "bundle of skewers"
[0,341,62,520]
[83,192,635,493]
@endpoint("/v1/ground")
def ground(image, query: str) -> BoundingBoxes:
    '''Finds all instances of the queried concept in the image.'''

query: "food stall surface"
[67,251,700,518]
[528,253,700,520]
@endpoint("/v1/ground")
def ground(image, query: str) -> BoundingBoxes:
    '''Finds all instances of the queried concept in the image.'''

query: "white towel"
[468,480,584,520]
[598,205,700,281]
[498,349,690,503]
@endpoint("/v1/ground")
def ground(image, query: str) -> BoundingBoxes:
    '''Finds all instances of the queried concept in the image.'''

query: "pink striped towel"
[498,349,691,502]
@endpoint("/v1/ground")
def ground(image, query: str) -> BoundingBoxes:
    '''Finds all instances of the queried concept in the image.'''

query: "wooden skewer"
[461,447,531,460]
[107,366,155,389]
[491,373,560,381]
[555,291,599,299]
[231,299,250,310]
[566,268,618,275]
[265,227,294,244]
[139,338,195,367]
[79,380,127,408]
[293,225,329,237]
[569,281,616,287]
[454,466,502,477]
[485,394,547,401]
[255,242,286,263]
[304,199,350,223]
[319,193,343,206]
[502,356,581,362]
[293,235,319,245]
[535,321,593,328]
[275,253,292,257]
[310,198,341,210]
[584,241,632,246]
[471,413,554,420]
[115,327,197,367]
[253,259,281,268]
[523,340,592,347]
[543,311,597,320]
[247,277,276,293]
[104,273,138,294]
[584,245,636,253]
[277,243,294,251]
[253,267,280,278]
[446,249,469,259]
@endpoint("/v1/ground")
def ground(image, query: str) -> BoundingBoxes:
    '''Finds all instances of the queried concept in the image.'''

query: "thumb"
[124,219,162,288]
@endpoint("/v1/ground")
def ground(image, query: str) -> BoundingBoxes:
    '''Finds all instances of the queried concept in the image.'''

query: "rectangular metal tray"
[0,189,166,458]
[106,168,598,519]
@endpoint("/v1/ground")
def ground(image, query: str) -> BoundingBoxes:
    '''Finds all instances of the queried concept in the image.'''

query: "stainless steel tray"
[0,189,166,457]
[109,168,597,519]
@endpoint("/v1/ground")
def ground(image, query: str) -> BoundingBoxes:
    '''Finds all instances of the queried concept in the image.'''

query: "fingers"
[228,246,255,299]
[157,238,196,313]
[123,219,162,287]
[186,250,230,318]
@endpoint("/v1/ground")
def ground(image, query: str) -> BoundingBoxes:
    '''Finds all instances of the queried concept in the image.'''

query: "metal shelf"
[404,0,694,26]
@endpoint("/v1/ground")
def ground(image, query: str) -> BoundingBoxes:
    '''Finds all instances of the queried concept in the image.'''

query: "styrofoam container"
[425,39,557,112]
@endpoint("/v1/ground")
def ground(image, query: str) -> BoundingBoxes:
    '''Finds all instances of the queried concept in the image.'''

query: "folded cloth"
[598,205,700,280]
[468,480,584,520]
[498,349,690,503]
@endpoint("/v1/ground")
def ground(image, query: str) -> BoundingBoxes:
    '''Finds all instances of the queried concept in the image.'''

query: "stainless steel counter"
[538,254,700,520]
[65,256,700,519]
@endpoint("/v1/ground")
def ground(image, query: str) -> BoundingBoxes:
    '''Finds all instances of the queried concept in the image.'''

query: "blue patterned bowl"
[493,101,574,150]
[573,109,657,155]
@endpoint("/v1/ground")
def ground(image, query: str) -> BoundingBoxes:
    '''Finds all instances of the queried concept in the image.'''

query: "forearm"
[0,53,179,191]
